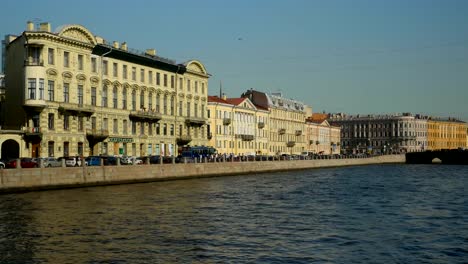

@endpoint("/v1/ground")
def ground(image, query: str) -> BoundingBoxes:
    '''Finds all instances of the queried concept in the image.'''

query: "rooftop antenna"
[219,80,222,98]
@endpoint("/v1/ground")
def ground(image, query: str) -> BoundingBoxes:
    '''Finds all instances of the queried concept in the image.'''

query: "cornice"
[24,32,94,50]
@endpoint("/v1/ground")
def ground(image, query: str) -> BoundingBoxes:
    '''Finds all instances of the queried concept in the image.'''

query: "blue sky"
[1,0,468,120]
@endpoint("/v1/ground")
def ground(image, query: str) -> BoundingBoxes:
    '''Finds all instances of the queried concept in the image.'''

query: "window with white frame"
[47,80,55,101]
[28,78,36,99]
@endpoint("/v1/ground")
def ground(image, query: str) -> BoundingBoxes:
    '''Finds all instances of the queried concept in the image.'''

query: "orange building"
[427,119,467,150]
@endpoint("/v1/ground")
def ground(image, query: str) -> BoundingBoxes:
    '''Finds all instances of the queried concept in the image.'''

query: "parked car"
[85,156,101,166]
[134,157,145,164]
[120,156,133,165]
[102,156,118,166]
[6,158,38,168]
[42,157,62,167]
[148,155,175,164]
[64,156,82,167]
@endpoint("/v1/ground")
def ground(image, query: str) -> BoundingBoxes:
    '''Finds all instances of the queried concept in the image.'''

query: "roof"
[225,98,246,106]
[306,113,329,124]
[208,96,229,104]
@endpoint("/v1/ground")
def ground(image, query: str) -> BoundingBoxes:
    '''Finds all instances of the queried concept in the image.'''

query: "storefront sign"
[108,137,134,143]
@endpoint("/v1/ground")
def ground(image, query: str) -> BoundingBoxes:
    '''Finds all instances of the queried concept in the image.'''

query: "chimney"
[145,49,156,56]
[27,21,34,31]
[113,41,119,49]
[39,22,51,32]
[222,93,227,100]
[121,42,127,51]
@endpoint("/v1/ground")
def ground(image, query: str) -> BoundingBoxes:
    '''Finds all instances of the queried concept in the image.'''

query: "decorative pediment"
[186,94,193,99]
[240,98,257,110]
[201,97,207,102]
[148,87,156,93]
[103,79,112,86]
[178,93,185,98]
[122,82,130,89]
[46,68,58,79]
[194,95,200,100]
[156,89,163,94]
[140,86,147,92]
[184,60,208,76]
[112,81,121,87]
[57,25,97,45]
[171,91,177,96]
[131,84,139,90]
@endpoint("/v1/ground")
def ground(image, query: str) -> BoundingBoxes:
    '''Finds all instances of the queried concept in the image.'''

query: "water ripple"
[0,164,467,263]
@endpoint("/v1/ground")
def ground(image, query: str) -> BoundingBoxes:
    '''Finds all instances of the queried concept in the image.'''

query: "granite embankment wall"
[0,155,405,193]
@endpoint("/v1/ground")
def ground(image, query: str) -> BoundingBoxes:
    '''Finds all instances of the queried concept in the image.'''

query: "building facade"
[427,119,467,150]
[4,21,209,158]
[241,89,310,155]
[207,95,269,156]
[305,114,341,155]
[329,113,428,154]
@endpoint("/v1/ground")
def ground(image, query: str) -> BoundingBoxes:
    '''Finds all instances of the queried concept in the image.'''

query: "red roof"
[208,96,229,104]
[306,113,329,123]
[225,98,246,106]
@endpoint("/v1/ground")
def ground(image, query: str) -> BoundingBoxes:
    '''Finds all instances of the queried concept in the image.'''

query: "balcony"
[295,130,302,136]
[286,141,296,147]
[185,117,207,127]
[223,118,231,126]
[23,99,47,111]
[24,58,44,66]
[398,135,417,141]
[176,135,192,145]
[278,128,286,135]
[59,103,95,116]
[129,110,162,122]
[236,134,254,141]
[86,129,109,142]
[23,127,42,142]
[258,122,265,129]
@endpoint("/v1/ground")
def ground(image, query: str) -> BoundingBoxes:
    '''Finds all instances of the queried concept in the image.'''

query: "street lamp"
[99,46,112,155]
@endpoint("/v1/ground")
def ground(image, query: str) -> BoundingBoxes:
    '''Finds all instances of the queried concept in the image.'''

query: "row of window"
[43,47,206,93]
[27,78,206,118]
[341,123,427,130]
[46,141,178,157]
[47,113,205,137]
[271,109,305,121]
[215,140,268,151]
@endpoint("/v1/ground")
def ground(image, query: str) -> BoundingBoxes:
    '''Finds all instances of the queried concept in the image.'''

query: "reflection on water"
[1,165,467,263]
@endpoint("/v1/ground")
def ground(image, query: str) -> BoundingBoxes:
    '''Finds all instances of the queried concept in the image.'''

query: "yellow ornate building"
[4,21,209,158]
[207,95,269,156]
[427,119,467,150]
[241,89,311,155]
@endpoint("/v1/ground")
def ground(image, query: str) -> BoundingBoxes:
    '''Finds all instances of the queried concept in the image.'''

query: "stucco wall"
[0,155,405,193]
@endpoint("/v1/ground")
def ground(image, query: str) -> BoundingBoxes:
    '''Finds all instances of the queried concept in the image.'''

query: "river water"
[0,164,467,263]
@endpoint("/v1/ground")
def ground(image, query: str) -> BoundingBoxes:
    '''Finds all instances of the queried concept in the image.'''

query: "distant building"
[241,89,311,155]
[305,114,340,155]
[207,95,269,156]
[427,118,467,150]
[329,113,429,154]
[3,21,209,158]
